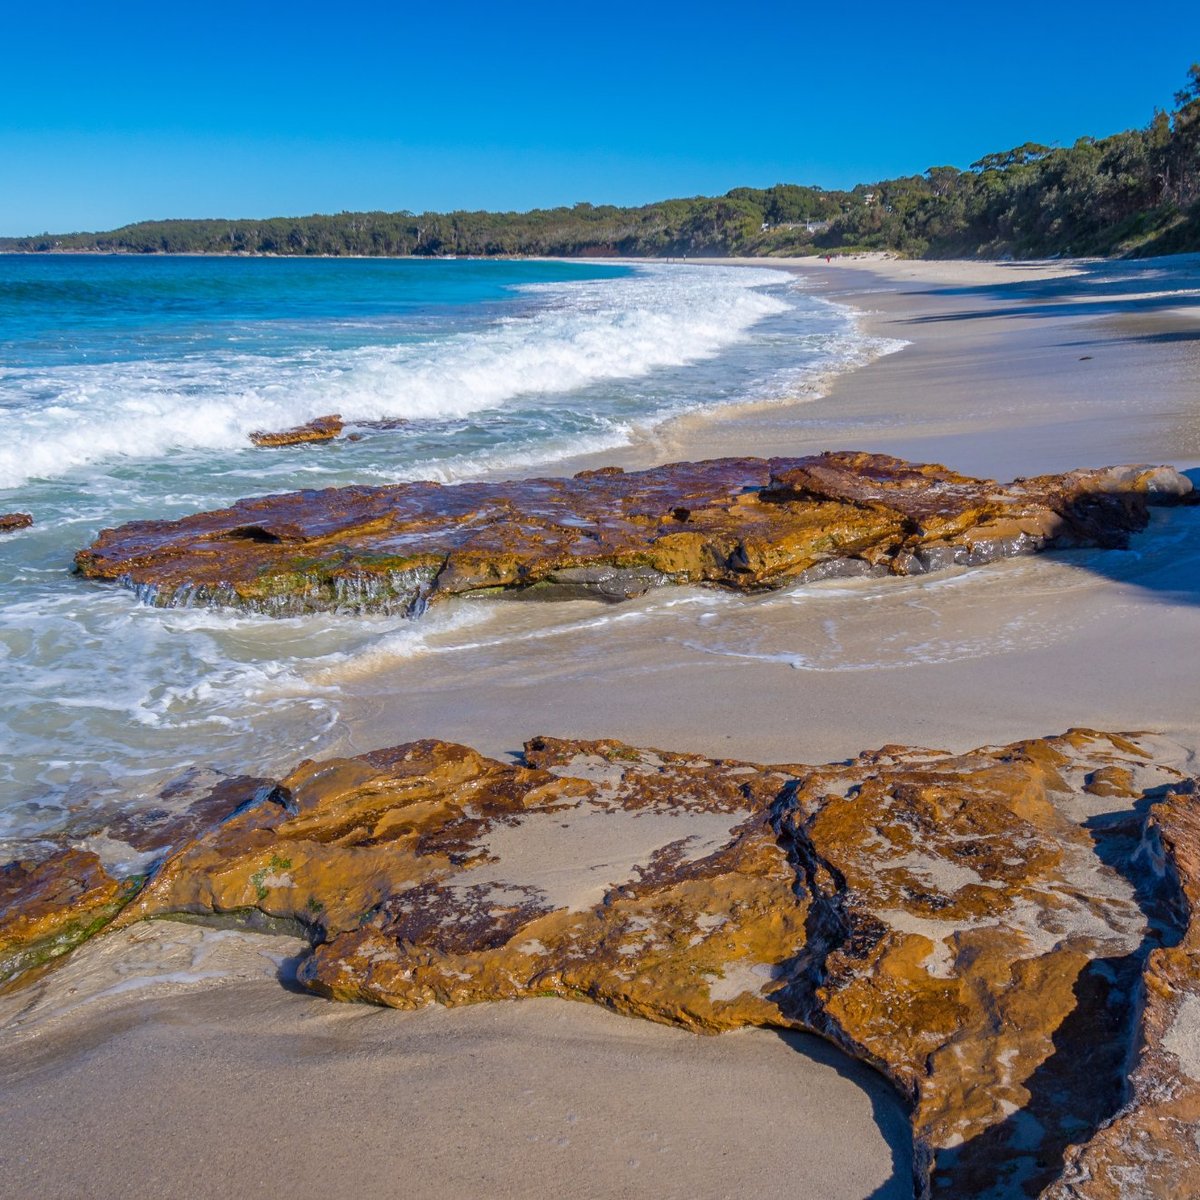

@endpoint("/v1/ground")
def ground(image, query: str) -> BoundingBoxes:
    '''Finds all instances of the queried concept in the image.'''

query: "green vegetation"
[825,64,1200,258]
[5,66,1198,261]
[0,186,838,259]
[249,853,293,902]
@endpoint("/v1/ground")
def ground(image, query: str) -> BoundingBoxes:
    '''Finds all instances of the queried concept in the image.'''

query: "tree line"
[4,65,1198,261]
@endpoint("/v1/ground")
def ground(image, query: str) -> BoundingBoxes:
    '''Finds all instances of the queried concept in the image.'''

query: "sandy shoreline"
[1,889,917,1199]
[5,252,1200,1199]
[574,252,1200,479]
[331,251,1200,768]
[0,923,911,1200]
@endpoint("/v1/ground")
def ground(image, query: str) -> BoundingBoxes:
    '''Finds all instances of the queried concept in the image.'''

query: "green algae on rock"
[0,850,139,987]
[73,452,1195,615]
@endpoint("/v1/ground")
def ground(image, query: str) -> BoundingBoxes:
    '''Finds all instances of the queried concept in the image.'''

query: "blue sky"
[3,0,1199,235]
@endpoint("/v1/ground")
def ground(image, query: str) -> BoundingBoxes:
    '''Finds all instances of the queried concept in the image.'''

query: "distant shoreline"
[0,246,839,262]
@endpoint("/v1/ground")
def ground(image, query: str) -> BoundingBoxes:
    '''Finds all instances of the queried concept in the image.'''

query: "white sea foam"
[0,258,908,845]
[0,264,792,490]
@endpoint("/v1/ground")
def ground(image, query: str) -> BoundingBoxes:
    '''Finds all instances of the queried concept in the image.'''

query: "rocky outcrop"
[0,512,33,533]
[249,413,343,447]
[6,727,1197,1196]
[73,452,1195,615]
[119,737,805,1032]
[775,730,1183,1197]
[1043,786,1200,1199]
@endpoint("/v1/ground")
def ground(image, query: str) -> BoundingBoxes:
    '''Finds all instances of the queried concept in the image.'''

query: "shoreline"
[326,251,1200,767]
[559,251,1200,480]
[0,920,913,1200]
[5,252,1200,1199]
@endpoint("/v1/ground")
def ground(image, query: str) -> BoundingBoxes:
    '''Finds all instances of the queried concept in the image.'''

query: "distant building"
[760,219,832,234]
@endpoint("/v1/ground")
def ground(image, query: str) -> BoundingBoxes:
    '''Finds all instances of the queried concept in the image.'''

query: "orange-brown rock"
[248,413,343,447]
[72,452,1195,615]
[118,738,805,1032]
[1042,785,1200,1199]
[774,730,1192,1197]
[0,849,136,987]
[87,730,1198,1195]
[6,729,1197,1197]
[0,511,33,533]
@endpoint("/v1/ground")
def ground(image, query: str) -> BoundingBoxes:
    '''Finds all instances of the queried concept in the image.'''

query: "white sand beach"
[5,252,1200,1199]
[332,253,1200,770]
[0,921,911,1200]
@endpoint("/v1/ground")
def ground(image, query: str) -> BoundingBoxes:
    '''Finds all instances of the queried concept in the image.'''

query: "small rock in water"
[353,417,411,431]
[249,413,343,447]
[0,512,32,533]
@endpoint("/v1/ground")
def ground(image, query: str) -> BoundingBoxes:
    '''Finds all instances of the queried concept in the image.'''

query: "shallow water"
[0,255,902,847]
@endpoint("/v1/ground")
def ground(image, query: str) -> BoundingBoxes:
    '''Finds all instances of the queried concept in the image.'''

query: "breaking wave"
[0,264,792,489]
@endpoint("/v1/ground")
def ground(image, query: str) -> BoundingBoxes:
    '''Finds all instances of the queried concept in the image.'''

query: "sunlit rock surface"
[249,413,343,447]
[1044,787,1200,1199]
[3,728,1197,1196]
[73,452,1195,614]
[0,849,138,987]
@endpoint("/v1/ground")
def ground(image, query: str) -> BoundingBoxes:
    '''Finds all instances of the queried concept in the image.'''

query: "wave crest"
[0,264,792,490]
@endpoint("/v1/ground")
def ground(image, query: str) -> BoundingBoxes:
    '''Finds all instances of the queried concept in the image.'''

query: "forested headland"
[5,65,1198,261]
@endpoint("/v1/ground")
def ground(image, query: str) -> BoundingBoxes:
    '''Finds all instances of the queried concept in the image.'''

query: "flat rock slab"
[73,451,1195,615]
[4,728,1199,1197]
[1045,785,1200,1200]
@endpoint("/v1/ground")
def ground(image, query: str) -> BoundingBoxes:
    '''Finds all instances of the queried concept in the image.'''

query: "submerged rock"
[0,512,33,533]
[72,451,1196,615]
[249,413,343,447]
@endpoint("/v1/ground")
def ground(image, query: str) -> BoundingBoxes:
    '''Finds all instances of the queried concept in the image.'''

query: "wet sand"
[0,922,911,1200]
[580,252,1200,479]
[333,252,1200,770]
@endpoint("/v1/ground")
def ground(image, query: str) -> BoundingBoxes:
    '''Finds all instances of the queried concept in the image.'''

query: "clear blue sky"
[3,0,1199,235]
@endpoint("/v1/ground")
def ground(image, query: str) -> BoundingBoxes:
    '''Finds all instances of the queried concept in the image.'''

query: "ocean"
[0,253,898,857]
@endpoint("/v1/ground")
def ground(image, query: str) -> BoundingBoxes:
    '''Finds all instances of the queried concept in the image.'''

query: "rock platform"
[73,451,1195,615]
[3,728,1198,1198]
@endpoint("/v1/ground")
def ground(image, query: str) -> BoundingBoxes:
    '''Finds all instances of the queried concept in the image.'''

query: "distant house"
[759,219,832,234]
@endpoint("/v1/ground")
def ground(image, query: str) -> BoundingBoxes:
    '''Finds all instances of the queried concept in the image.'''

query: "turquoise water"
[0,254,893,853]
[1,255,631,365]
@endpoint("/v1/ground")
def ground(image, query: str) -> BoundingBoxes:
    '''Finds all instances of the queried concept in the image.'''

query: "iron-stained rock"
[73,452,1195,615]
[0,512,32,533]
[249,413,343,447]
[6,728,1198,1197]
